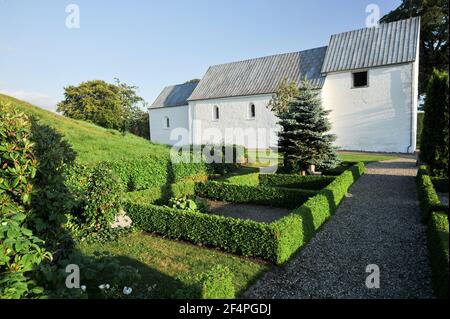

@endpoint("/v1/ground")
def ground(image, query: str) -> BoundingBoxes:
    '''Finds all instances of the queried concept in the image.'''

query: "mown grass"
[77,231,269,298]
[338,151,398,163]
[0,94,170,165]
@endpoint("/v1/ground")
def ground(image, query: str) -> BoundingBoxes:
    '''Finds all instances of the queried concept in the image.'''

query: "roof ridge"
[329,16,419,38]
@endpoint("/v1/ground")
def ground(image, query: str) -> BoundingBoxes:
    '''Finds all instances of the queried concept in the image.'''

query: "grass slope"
[0,94,170,165]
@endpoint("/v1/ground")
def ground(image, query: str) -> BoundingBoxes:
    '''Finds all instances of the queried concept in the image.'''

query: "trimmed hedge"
[126,162,365,264]
[195,181,318,209]
[125,202,276,260]
[427,212,449,299]
[259,174,335,190]
[271,162,365,264]
[199,265,235,299]
[123,176,206,205]
[416,166,448,222]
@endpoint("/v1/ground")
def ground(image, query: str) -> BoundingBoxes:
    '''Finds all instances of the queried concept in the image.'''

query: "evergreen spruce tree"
[276,80,340,174]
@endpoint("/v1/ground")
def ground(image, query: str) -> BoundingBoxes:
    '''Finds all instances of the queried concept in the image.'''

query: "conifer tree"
[276,80,340,174]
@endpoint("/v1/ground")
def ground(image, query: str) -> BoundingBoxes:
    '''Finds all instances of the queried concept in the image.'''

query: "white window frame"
[212,105,220,121]
[248,103,256,120]
[351,70,369,89]
[163,116,170,129]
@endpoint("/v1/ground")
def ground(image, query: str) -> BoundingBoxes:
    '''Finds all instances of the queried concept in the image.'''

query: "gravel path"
[243,157,434,299]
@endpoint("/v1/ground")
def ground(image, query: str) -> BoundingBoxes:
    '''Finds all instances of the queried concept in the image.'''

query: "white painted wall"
[321,62,416,153]
[189,94,279,149]
[149,105,189,146]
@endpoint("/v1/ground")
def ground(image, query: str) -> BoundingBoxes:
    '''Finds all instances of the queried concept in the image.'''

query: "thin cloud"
[0,88,59,112]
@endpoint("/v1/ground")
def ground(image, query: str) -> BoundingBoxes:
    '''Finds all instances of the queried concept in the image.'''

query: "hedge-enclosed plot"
[126,162,365,264]
[195,181,318,209]
[259,174,335,190]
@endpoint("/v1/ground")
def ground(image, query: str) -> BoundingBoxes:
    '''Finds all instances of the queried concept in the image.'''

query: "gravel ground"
[205,199,290,223]
[243,157,434,299]
[438,193,449,206]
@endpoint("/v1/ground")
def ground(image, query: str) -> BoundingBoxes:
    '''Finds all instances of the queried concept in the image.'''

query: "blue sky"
[0,0,400,111]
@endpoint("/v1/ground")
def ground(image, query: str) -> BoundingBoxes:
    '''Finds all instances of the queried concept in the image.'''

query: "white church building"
[149,17,420,153]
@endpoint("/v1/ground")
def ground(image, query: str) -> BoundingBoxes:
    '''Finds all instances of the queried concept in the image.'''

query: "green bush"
[427,212,449,299]
[195,181,318,209]
[0,103,50,298]
[84,163,124,226]
[259,174,335,190]
[416,166,448,222]
[420,69,449,177]
[125,202,277,260]
[432,177,449,193]
[271,162,365,264]
[199,265,235,299]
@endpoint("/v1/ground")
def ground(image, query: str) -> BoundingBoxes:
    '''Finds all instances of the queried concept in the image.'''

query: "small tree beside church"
[271,79,340,174]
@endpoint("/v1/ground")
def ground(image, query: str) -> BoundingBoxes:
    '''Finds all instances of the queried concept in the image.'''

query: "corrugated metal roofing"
[321,17,420,73]
[149,81,198,109]
[188,46,328,101]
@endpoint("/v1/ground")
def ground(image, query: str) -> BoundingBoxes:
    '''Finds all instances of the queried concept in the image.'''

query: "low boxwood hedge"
[194,181,318,209]
[125,202,277,260]
[271,162,365,264]
[259,174,335,190]
[416,166,448,222]
[427,212,449,299]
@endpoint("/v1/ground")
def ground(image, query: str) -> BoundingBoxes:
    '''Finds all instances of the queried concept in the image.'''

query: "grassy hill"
[0,94,207,190]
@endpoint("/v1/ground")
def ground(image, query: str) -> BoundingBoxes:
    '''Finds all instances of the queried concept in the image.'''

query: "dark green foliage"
[271,162,365,264]
[195,181,317,209]
[420,69,449,177]
[84,163,123,226]
[125,202,277,260]
[199,265,235,299]
[57,79,149,138]
[381,0,449,94]
[28,118,77,254]
[276,80,340,173]
[416,166,448,222]
[427,212,449,299]
[259,174,335,190]
[431,177,449,193]
[0,103,50,298]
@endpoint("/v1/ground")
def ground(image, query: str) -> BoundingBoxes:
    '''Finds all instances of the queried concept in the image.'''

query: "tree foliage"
[420,69,449,177]
[380,0,449,94]
[268,78,300,115]
[275,80,340,173]
[57,79,149,139]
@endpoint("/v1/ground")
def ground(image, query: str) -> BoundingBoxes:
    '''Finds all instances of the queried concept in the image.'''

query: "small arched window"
[213,105,220,120]
[164,116,170,129]
[249,103,256,119]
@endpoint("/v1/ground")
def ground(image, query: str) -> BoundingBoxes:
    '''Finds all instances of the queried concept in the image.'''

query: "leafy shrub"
[416,166,448,222]
[259,174,335,190]
[195,181,317,209]
[271,162,365,264]
[84,163,124,226]
[125,202,277,260]
[199,265,235,299]
[0,103,50,298]
[427,212,449,299]
[167,196,208,213]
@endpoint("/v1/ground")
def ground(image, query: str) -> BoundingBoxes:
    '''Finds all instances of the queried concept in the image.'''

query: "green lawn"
[77,231,269,298]
[0,94,170,165]
[338,151,398,163]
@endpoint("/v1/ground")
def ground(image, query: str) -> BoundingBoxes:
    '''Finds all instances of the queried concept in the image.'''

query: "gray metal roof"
[149,81,198,109]
[321,17,420,73]
[188,47,328,101]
